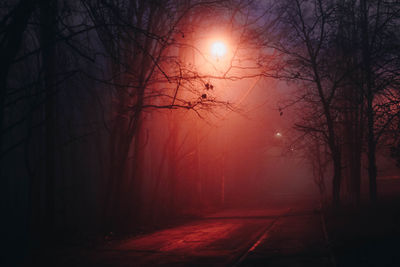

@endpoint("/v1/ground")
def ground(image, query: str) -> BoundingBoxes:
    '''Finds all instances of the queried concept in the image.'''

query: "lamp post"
[210,40,228,206]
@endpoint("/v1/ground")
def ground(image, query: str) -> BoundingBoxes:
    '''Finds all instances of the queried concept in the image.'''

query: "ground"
[26,180,400,266]
[28,195,332,266]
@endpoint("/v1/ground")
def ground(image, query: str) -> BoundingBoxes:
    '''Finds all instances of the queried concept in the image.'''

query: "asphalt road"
[69,199,333,267]
[29,182,400,267]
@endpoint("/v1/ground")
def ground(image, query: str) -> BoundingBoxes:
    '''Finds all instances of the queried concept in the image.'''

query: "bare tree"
[261,0,345,206]
[359,0,400,203]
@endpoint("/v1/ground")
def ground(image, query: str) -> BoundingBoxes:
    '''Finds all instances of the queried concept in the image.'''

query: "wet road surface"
[77,204,333,266]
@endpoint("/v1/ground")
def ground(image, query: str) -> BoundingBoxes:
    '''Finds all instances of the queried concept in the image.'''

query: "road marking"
[232,208,291,267]
[247,219,278,253]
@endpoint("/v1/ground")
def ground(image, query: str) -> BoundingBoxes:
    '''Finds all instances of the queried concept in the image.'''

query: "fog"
[3,1,400,265]
[136,73,318,224]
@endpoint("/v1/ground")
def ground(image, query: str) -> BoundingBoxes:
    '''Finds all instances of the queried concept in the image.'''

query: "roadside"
[324,204,400,266]
[324,179,400,267]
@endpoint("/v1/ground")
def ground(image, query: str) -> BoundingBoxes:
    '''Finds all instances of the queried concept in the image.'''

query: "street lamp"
[210,41,227,60]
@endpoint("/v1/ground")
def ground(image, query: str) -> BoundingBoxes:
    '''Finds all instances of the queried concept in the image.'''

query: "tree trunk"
[352,103,363,205]
[367,100,378,202]
[40,0,57,240]
[0,0,37,158]
[361,0,378,203]
[332,149,342,207]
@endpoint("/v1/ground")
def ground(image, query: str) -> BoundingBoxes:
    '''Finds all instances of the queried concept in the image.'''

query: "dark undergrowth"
[324,179,400,267]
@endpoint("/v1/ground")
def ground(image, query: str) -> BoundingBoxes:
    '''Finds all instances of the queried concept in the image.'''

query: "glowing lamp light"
[211,41,227,59]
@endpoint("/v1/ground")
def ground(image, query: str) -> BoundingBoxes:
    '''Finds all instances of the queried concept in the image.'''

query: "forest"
[2,0,400,266]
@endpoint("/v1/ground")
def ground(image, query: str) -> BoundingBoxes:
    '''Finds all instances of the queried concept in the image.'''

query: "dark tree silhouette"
[259,0,400,206]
